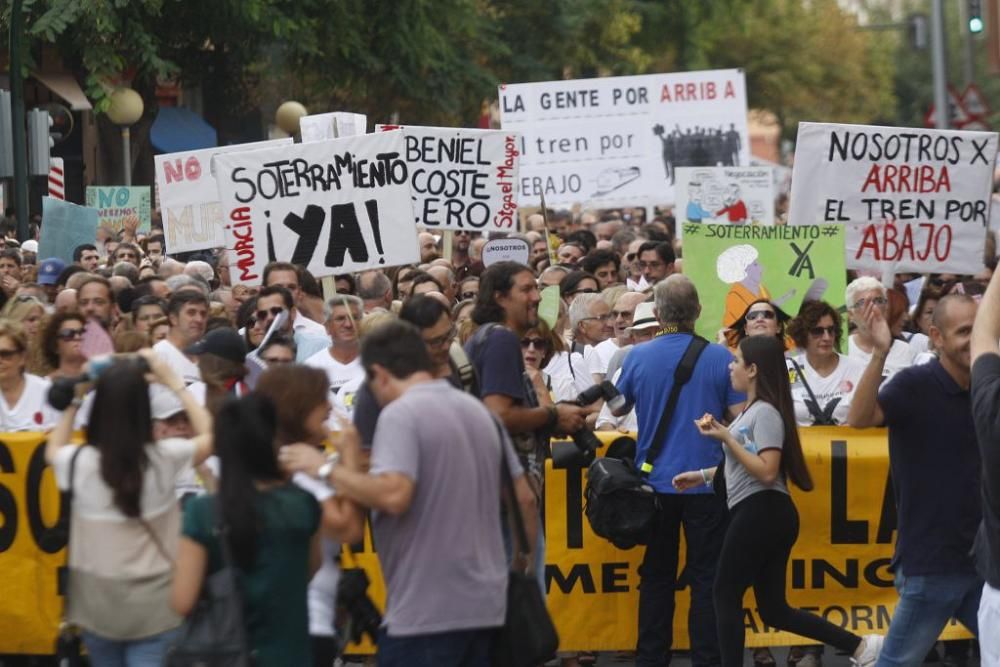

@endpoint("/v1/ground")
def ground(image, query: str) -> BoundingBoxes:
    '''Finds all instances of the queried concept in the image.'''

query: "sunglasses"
[625,253,637,262]
[809,326,837,338]
[521,337,548,350]
[255,306,285,321]
[746,310,776,322]
[57,329,85,341]
[460,291,478,301]
[0,348,23,360]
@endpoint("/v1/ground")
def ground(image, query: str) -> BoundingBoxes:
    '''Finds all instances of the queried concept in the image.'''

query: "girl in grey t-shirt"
[672,335,884,667]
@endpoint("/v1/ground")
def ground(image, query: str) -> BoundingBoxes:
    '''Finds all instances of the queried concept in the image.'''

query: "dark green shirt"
[183,484,320,665]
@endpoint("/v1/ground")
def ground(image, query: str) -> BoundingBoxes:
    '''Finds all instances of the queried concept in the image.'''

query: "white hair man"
[846,276,916,379]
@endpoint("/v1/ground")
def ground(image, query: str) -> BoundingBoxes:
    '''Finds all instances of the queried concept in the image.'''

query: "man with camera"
[281,321,537,667]
[612,274,743,667]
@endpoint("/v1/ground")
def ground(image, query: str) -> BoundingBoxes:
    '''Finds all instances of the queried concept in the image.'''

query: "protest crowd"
[2,65,1000,667]
[0,187,998,667]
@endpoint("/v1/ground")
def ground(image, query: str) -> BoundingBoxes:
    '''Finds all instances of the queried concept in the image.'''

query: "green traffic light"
[970,16,985,33]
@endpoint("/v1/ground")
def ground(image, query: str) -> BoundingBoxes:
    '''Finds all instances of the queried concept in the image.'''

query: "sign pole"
[321,119,340,302]
[931,0,951,129]
[9,0,29,242]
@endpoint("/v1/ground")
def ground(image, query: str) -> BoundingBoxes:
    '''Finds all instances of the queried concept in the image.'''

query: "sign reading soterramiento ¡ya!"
[154,139,292,254]
[498,69,749,207]
[213,131,419,285]
[789,122,999,273]
[375,125,520,231]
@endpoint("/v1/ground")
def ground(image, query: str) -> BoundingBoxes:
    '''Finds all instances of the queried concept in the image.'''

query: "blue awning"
[151,106,217,153]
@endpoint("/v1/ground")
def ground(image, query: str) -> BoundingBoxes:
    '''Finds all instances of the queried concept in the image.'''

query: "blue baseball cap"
[37,257,66,285]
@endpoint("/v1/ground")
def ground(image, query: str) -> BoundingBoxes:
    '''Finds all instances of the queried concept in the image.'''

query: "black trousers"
[714,491,862,667]
[636,492,727,667]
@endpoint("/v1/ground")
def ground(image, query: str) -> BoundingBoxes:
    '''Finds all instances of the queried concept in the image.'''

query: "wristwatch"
[317,452,341,484]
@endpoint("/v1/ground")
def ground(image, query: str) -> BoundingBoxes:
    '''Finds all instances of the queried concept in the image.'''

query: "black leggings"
[714,490,862,667]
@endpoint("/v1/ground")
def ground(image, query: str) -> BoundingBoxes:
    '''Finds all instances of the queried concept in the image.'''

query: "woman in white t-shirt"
[0,320,58,430]
[786,301,864,427]
[44,349,213,665]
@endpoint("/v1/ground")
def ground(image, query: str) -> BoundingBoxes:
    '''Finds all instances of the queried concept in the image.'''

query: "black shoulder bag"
[54,446,86,666]
[162,499,254,666]
[491,420,559,667]
[584,335,709,549]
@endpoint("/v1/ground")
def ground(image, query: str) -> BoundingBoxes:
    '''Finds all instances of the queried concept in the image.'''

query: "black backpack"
[584,336,708,549]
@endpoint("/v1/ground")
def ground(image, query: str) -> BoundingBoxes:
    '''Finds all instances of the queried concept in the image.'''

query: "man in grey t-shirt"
[286,320,537,667]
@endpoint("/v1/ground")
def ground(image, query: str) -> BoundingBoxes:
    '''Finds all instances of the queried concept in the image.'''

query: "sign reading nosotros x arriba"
[789,122,999,274]
[376,125,520,231]
[213,131,420,286]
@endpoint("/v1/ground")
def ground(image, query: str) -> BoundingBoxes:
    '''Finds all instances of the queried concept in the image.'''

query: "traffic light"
[0,91,12,179]
[970,0,985,34]
[26,108,53,177]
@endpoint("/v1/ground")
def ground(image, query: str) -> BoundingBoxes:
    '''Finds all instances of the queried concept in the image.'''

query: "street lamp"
[106,87,144,186]
[275,101,308,139]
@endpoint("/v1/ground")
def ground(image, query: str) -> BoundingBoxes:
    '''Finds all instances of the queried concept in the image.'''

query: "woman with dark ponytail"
[674,335,884,666]
[45,350,213,664]
[171,394,322,665]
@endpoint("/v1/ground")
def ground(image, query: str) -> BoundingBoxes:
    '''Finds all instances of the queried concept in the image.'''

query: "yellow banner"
[0,428,973,655]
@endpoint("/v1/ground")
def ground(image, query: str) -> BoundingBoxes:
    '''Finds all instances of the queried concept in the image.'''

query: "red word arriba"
[660,80,737,102]
[860,164,951,194]
[855,222,952,263]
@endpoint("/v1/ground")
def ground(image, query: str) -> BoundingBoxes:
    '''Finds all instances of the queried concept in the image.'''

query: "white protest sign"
[376,124,520,231]
[154,139,292,254]
[674,166,774,228]
[844,220,985,275]
[481,238,530,267]
[299,112,367,142]
[499,69,749,207]
[213,131,419,285]
[790,122,999,272]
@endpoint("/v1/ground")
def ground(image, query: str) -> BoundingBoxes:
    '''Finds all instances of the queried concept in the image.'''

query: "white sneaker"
[851,634,884,667]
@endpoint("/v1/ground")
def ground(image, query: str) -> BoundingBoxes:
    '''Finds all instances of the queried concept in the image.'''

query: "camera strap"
[639,335,709,477]
[787,356,832,425]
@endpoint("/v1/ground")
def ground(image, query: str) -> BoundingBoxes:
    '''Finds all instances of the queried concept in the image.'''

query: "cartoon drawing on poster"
[499,69,749,207]
[375,125,520,231]
[212,131,419,285]
[154,139,292,254]
[789,122,998,273]
[675,166,774,227]
[85,186,152,234]
[683,224,845,341]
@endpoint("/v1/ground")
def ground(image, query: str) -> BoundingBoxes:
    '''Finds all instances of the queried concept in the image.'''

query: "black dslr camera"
[551,380,626,468]
[47,355,150,410]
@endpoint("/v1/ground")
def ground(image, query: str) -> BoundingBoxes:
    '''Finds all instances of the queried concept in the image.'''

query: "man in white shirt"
[845,276,917,380]
[591,291,647,382]
[304,295,365,397]
[568,293,614,385]
[262,261,327,337]
[153,291,208,385]
[253,286,329,362]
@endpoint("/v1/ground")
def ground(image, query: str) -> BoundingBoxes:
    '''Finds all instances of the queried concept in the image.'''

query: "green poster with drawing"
[682,223,847,342]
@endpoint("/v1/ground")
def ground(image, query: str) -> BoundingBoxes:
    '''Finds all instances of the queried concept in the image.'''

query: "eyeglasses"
[625,253,637,262]
[851,296,887,310]
[423,325,457,348]
[638,261,664,270]
[568,288,598,296]
[0,348,23,360]
[261,356,294,365]
[611,309,635,319]
[460,291,478,301]
[746,310,776,322]
[521,337,548,350]
[57,329,85,341]
[255,306,285,321]
[809,326,837,338]
[581,313,613,323]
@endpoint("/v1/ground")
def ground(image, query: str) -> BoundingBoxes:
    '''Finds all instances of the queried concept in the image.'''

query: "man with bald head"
[849,294,983,663]
[418,232,440,263]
